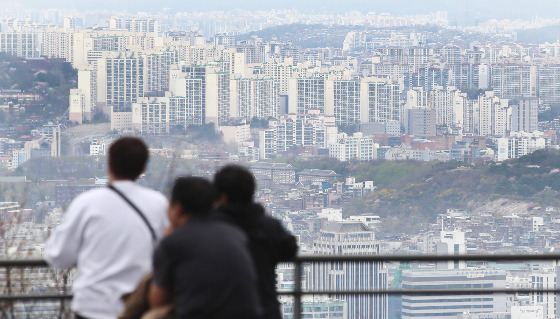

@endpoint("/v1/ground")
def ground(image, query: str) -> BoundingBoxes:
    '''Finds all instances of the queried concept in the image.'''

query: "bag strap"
[108,184,157,243]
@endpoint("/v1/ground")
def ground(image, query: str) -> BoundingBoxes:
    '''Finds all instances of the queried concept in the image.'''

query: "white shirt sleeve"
[43,199,88,268]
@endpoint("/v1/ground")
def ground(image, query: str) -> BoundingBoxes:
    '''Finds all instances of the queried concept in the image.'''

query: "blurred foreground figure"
[214,165,298,319]
[149,176,262,319]
[44,136,169,319]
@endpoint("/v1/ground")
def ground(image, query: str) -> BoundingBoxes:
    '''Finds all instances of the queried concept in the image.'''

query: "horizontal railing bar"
[1,254,560,267]
[0,294,72,301]
[1,255,558,302]
[0,260,48,267]
[0,288,550,302]
[294,254,560,262]
[278,288,560,296]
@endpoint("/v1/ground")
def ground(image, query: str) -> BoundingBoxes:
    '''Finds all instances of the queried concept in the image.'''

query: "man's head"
[108,137,149,181]
[213,164,255,205]
[168,176,214,228]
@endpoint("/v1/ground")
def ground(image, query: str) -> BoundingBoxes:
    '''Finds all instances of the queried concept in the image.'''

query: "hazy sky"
[3,0,560,22]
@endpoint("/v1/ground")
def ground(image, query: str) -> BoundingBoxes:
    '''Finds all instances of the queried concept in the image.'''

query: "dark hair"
[171,176,214,215]
[214,164,255,204]
[108,137,149,180]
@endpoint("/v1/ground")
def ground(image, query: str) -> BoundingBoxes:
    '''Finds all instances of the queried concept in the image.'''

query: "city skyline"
[2,3,560,319]
[2,0,560,23]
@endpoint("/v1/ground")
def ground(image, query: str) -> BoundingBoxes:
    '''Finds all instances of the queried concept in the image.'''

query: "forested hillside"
[347,150,560,232]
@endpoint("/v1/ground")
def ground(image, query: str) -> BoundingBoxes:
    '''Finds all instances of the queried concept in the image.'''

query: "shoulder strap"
[108,184,157,243]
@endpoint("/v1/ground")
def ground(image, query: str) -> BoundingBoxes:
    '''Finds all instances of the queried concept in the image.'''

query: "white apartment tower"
[476,91,509,137]
[308,221,388,319]
[69,89,86,124]
[429,86,469,131]
[95,52,145,130]
[145,50,178,96]
[263,60,296,95]
[0,32,39,58]
[436,230,467,270]
[63,16,76,30]
[69,67,97,123]
[326,79,361,126]
[231,77,279,120]
[41,26,74,63]
[288,77,326,114]
[531,271,557,318]
[492,64,537,99]
[360,78,401,124]
[258,113,338,159]
[497,132,547,161]
[329,132,376,161]
[538,64,560,106]
[132,96,204,134]
[170,63,231,125]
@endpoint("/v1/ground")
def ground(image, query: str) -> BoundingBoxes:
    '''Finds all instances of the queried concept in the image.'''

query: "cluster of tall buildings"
[2,16,560,162]
[3,14,560,165]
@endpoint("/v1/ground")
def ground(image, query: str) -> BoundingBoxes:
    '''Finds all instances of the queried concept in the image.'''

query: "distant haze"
[2,0,560,23]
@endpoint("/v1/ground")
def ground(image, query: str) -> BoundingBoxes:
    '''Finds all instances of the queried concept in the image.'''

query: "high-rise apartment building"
[429,86,469,132]
[170,63,230,124]
[262,61,296,96]
[476,91,509,137]
[109,16,159,35]
[510,98,538,133]
[538,64,560,106]
[69,89,86,124]
[0,32,40,58]
[99,52,145,113]
[492,64,537,99]
[530,271,558,319]
[497,132,547,161]
[308,221,388,319]
[41,26,74,63]
[258,112,338,159]
[407,47,430,73]
[236,37,268,64]
[325,79,361,126]
[145,50,178,96]
[62,16,75,30]
[404,107,436,137]
[126,18,159,35]
[405,67,452,93]
[131,96,204,134]
[95,52,146,130]
[435,230,467,270]
[360,77,401,123]
[68,67,97,123]
[288,77,326,114]
[230,77,279,120]
[329,132,376,161]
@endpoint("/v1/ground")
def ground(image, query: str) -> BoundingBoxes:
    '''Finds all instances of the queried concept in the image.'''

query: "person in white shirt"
[44,136,169,319]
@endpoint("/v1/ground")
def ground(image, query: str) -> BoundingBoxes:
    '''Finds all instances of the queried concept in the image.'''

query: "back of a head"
[109,136,149,181]
[214,164,255,204]
[171,176,214,216]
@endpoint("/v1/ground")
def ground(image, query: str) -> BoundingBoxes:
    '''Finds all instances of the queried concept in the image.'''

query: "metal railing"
[2,254,560,319]
[0,259,72,319]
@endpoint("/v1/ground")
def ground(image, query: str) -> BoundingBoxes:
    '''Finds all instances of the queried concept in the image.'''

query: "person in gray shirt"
[149,176,262,319]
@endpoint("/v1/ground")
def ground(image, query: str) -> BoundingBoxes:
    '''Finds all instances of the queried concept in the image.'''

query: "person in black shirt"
[149,176,262,319]
[213,165,299,319]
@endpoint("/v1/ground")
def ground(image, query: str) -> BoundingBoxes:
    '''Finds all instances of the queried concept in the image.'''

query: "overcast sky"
[2,0,560,22]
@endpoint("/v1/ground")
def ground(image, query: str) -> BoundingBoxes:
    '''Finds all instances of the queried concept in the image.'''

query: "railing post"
[294,260,302,319]
[60,270,69,318]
